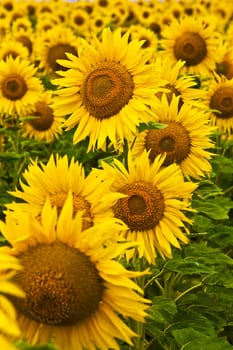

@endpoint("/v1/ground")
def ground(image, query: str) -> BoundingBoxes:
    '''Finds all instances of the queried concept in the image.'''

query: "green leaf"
[0,152,26,161]
[184,243,233,267]
[172,328,232,350]
[149,296,177,325]
[192,214,214,233]
[211,154,233,174]
[208,224,233,248]
[196,180,224,197]
[137,121,167,132]
[171,310,215,336]
[192,197,233,220]
[165,257,213,275]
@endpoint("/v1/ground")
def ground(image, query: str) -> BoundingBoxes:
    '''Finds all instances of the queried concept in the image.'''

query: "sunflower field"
[0,0,233,349]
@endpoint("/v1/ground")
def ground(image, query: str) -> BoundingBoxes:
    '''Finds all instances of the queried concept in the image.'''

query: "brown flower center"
[49,192,93,230]
[216,61,233,80]
[28,101,54,131]
[16,35,33,55]
[74,15,85,26]
[209,86,233,119]
[2,51,19,60]
[174,32,207,66]
[145,121,191,166]
[47,44,77,72]
[13,241,104,326]
[156,83,183,109]
[113,181,164,231]
[81,62,134,120]
[2,74,27,100]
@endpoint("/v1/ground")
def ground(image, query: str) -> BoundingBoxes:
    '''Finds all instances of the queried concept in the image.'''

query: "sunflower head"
[52,27,164,151]
[0,248,25,349]
[132,95,215,180]
[0,56,43,115]
[160,16,222,76]
[0,195,150,350]
[101,150,197,263]
[206,74,233,133]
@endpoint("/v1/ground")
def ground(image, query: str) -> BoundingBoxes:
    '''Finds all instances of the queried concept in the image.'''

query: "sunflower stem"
[123,139,129,171]
[131,258,148,350]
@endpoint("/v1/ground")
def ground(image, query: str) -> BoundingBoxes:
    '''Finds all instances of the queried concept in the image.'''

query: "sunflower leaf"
[137,121,167,132]
[192,197,233,220]
[172,328,233,350]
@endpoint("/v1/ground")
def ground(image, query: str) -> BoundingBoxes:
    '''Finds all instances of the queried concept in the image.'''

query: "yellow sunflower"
[100,150,197,264]
[87,9,111,34]
[0,248,25,350]
[153,55,206,109]
[160,15,222,76]
[21,91,64,142]
[35,13,61,34]
[215,42,233,80]
[12,28,35,59]
[68,7,90,36]
[0,36,29,61]
[35,25,80,77]
[133,95,215,180]
[52,27,164,151]
[7,153,124,230]
[0,17,11,41]
[204,73,233,134]
[129,24,159,52]
[11,16,33,34]
[0,56,43,116]
[0,195,150,350]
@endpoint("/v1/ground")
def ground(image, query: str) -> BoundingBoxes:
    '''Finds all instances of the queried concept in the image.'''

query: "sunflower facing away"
[133,95,215,180]
[52,27,165,151]
[7,153,124,230]
[0,56,43,116]
[0,194,150,350]
[0,249,25,350]
[100,150,197,264]
[160,15,221,77]
[204,73,233,134]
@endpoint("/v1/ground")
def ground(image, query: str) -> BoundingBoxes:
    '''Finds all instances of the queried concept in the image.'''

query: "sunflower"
[160,15,222,77]
[35,25,79,77]
[7,153,124,230]
[0,56,43,116]
[52,27,164,151]
[13,29,35,59]
[0,249,25,350]
[68,7,90,36]
[11,16,33,34]
[133,95,214,180]
[0,36,29,61]
[215,42,233,80]
[133,2,156,26]
[100,150,197,264]
[153,55,206,109]
[0,195,150,350]
[35,13,61,33]
[0,17,11,41]
[129,24,159,52]
[21,91,64,142]
[204,73,233,134]
[88,9,111,34]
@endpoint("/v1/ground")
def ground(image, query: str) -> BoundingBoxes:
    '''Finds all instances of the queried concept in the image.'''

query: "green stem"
[144,267,165,290]
[173,282,202,304]
[131,258,148,350]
